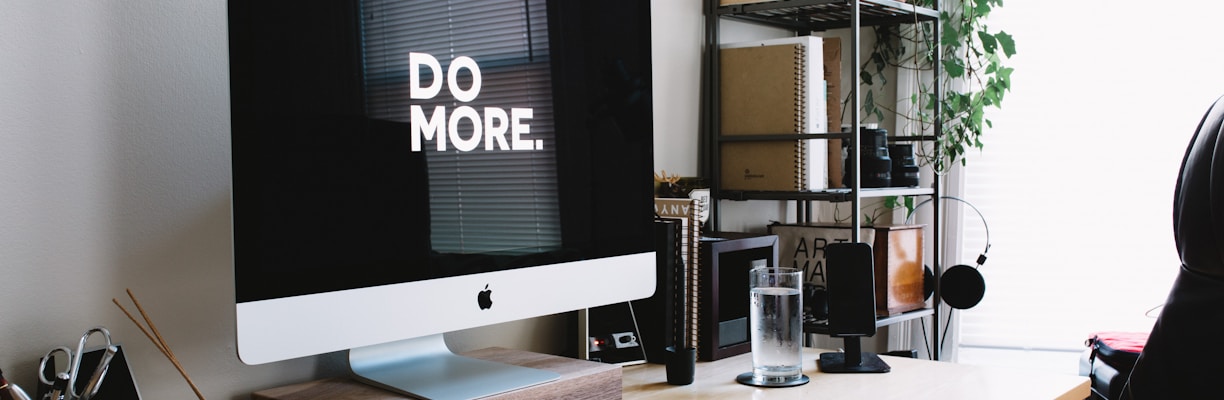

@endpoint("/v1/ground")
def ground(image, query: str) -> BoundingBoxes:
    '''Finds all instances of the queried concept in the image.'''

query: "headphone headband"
[905,195,991,268]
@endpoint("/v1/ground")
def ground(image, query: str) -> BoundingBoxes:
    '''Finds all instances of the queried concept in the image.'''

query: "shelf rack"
[714,0,939,32]
[701,0,947,359]
[804,308,934,336]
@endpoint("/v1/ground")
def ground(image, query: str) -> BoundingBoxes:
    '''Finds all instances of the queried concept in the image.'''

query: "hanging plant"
[856,0,1015,172]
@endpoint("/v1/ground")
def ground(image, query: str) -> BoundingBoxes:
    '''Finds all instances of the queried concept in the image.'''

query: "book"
[653,198,703,352]
[720,36,828,191]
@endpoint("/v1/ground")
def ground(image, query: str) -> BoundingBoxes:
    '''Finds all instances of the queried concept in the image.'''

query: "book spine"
[686,199,702,351]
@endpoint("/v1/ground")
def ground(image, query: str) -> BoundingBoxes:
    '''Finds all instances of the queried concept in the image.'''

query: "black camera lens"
[844,127,892,188]
[889,143,920,187]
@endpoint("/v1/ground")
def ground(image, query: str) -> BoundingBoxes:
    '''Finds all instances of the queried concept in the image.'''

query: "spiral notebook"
[720,37,827,192]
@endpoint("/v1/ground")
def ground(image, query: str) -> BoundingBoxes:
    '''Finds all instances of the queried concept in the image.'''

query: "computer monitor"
[227,1,655,398]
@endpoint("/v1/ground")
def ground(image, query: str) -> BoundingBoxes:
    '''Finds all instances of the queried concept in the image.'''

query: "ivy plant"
[856,0,1015,172]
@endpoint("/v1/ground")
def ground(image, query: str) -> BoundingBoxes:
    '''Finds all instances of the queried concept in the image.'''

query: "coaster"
[735,372,809,388]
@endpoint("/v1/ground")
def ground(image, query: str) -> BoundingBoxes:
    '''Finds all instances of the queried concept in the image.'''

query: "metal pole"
[703,0,722,231]
[931,0,944,362]
[850,0,861,243]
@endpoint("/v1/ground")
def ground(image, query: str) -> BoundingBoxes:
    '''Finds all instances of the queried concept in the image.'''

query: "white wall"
[0,1,324,399]
[0,1,707,399]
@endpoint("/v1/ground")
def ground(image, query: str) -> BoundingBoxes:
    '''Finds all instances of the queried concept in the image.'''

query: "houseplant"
[857,0,1015,173]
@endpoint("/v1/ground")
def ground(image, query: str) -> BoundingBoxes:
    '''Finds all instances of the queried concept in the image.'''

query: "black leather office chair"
[1121,96,1224,399]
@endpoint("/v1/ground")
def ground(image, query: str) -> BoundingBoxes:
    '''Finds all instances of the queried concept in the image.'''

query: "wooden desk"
[623,348,1090,400]
[252,348,621,400]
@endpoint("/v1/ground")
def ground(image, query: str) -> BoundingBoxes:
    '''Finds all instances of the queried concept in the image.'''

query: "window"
[954,0,1224,373]
[360,0,559,254]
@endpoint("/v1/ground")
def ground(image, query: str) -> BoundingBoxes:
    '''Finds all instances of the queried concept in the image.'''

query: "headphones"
[800,196,990,323]
[907,196,991,310]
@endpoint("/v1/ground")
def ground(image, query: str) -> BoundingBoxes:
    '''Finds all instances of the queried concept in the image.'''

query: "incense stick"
[113,289,206,400]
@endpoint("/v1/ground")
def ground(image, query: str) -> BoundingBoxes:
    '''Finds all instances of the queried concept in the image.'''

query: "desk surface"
[622,348,1090,400]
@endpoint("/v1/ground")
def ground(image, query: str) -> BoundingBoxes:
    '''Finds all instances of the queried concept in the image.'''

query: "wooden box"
[768,223,925,316]
[696,232,779,361]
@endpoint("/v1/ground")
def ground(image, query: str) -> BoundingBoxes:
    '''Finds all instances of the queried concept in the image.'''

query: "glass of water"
[736,267,809,387]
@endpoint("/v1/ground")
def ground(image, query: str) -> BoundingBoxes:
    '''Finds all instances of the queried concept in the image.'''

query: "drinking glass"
[737,267,809,387]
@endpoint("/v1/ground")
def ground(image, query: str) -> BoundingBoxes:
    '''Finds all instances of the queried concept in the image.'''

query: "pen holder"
[37,345,142,400]
[664,346,696,385]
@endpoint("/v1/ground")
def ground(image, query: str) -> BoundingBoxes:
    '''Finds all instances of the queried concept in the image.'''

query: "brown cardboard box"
[769,223,926,316]
[823,38,844,188]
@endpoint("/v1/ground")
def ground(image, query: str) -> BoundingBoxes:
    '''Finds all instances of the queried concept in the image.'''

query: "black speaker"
[818,242,890,373]
[631,220,682,364]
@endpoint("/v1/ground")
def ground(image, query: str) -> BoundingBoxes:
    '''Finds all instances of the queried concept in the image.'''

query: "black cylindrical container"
[844,127,892,188]
[889,143,920,187]
[665,346,696,385]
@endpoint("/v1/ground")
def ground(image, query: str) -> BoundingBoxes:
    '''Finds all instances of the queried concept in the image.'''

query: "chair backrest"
[1123,95,1224,399]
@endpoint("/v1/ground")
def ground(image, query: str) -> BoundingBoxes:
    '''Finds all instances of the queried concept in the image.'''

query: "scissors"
[38,327,117,400]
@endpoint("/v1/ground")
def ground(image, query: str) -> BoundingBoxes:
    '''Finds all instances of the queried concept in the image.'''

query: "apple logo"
[477,284,493,310]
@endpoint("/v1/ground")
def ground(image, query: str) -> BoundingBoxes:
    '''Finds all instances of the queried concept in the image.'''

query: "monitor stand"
[348,334,561,400]
[817,336,890,373]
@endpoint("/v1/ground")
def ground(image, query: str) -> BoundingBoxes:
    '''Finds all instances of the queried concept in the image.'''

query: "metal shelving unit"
[804,308,935,335]
[715,0,939,32]
[701,0,948,359]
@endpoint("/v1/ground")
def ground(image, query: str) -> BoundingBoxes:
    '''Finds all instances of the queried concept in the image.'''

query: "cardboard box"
[768,223,926,316]
[823,38,844,188]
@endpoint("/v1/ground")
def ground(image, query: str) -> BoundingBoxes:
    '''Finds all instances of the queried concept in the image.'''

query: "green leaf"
[974,0,993,17]
[995,31,1017,57]
[985,86,1001,106]
[871,52,887,73]
[997,67,1014,88]
[864,89,878,121]
[943,59,965,78]
[978,31,998,54]
[941,21,960,47]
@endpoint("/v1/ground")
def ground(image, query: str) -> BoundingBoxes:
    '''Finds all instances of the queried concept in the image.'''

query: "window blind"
[360,0,559,254]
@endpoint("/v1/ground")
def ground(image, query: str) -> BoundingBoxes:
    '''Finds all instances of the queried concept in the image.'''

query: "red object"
[1090,331,1148,354]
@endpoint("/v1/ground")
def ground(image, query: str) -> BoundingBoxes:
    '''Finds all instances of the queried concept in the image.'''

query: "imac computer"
[227,1,655,398]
